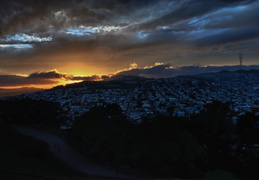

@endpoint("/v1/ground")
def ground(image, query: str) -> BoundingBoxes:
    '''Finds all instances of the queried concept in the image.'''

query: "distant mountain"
[106,74,148,81]
[235,69,259,74]
[198,69,259,76]
[48,68,259,91]
[189,69,259,83]
[218,70,231,73]
[0,87,44,98]
[112,64,259,78]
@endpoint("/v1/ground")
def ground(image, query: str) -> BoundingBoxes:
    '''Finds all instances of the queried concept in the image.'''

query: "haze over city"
[0,0,259,88]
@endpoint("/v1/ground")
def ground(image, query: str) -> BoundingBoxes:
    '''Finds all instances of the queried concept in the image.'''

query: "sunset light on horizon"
[1,0,259,89]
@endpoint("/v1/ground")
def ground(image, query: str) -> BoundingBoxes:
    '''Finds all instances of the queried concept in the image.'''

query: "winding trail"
[14,126,145,180]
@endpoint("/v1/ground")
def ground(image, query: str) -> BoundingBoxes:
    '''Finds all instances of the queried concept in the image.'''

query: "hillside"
[0,87,44,98]
[0,120,84,180]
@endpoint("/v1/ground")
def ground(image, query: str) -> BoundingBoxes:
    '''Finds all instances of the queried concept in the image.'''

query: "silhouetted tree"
[71,110,207,178]
[237,112,259,149]
[187,101,237,168]
[0,98,65,127]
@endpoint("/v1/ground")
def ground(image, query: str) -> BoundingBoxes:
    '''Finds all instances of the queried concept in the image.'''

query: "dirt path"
[14,126,143,180]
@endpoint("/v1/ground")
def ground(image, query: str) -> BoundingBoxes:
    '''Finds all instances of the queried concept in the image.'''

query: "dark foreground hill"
[0,120,85,180]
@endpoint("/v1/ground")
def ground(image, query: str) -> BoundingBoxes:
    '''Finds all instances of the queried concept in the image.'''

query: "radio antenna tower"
[239,53,243,66]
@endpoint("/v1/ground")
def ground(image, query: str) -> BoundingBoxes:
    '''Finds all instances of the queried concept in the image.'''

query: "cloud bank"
[0,69,102,88]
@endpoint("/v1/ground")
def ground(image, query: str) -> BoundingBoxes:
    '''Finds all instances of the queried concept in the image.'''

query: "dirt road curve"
[14,126,144,180]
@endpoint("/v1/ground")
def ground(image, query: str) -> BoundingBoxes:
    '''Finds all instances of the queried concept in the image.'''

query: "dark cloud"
[0,74,58,87]
[101,75,110,79]
[0,69,105,87]
[1,0,257,36]
[0,69,72,87]
[27,70,104,82]
[135,0,257,31]
[28,70,71,79]
[0,0,158,36]
[203,3,259,30]
[197,28,259,46]
[1,0,258,47]
[72,75,102,81]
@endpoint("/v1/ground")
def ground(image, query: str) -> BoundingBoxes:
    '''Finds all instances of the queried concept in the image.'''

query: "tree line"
[69,101,259,179]
[1,97,258,179]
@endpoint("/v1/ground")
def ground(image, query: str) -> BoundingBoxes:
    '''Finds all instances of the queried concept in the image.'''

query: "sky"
[0,0,259,88]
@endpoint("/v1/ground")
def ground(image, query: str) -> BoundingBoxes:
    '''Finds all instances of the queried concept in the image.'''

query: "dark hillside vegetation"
[0,120,83,179]
[70,104,206,178]
[0,97,65,128]
[69,101,259,179]
[0,94,258,179]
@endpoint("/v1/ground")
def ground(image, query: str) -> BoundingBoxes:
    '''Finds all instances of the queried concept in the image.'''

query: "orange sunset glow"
[0,0,258,89]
